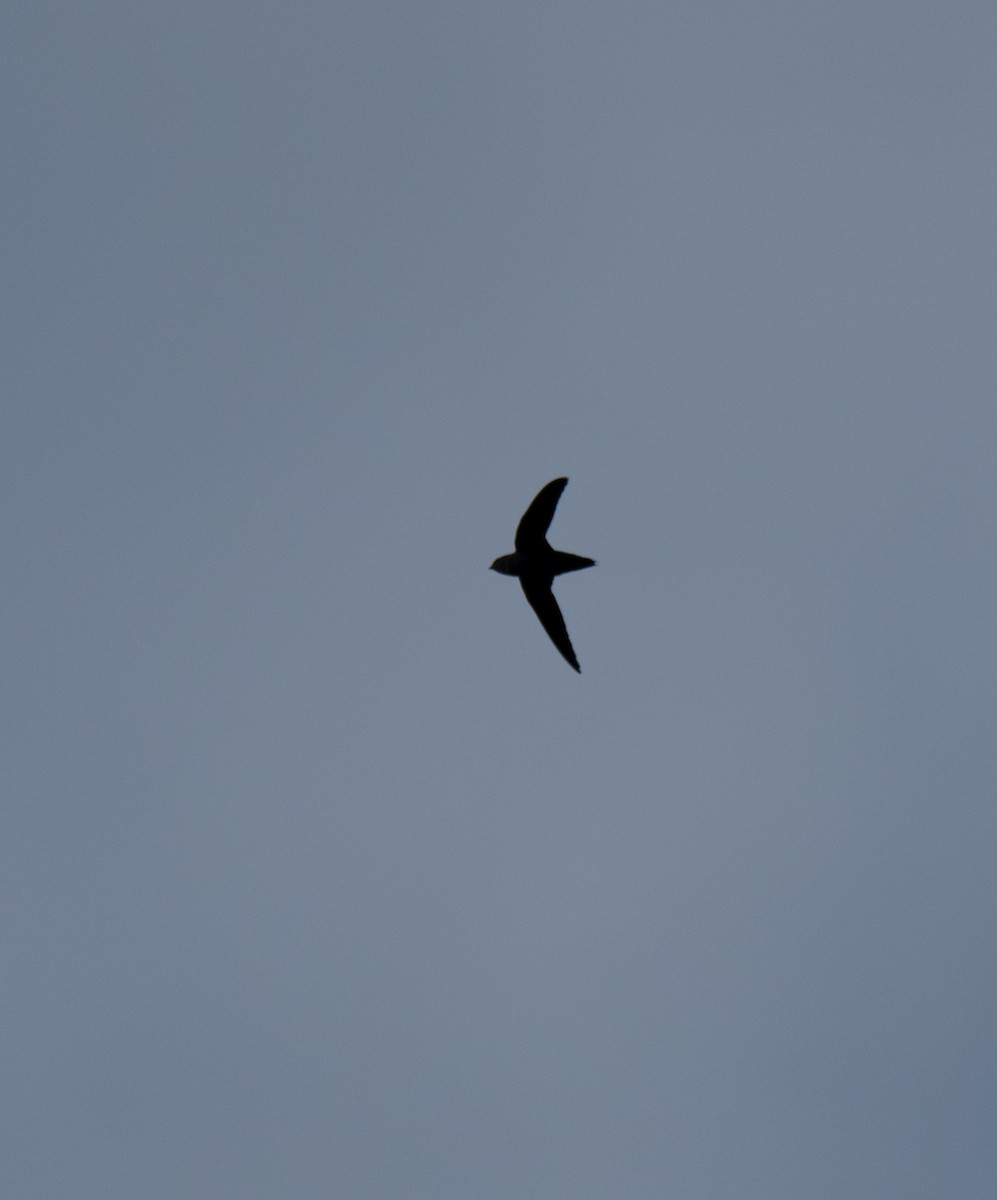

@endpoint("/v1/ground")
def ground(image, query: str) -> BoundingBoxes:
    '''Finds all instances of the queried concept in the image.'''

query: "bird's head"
[489,553,519,576]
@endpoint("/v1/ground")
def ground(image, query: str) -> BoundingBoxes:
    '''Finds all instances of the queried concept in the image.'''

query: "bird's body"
[490,477,595,672]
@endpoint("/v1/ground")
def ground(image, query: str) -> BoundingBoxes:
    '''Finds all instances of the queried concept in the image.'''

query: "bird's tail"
[550,552,596,576]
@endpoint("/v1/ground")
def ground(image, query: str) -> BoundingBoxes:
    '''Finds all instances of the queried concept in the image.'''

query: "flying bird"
[490,477,595,672]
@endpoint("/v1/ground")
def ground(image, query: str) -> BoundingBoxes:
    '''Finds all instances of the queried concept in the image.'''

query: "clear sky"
[4,3,996,1197]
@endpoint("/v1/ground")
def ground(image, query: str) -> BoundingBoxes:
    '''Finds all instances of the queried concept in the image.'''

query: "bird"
[490,477,595,672]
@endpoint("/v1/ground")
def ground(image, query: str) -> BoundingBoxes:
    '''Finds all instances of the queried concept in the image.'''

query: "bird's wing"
[520,576,581,672]
[515,477,568,552]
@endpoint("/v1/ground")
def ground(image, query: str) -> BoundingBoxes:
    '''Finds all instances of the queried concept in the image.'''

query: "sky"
[3,2,997,1197]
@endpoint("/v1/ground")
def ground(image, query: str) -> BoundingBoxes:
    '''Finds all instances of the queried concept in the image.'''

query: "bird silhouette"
[490,477,595,672]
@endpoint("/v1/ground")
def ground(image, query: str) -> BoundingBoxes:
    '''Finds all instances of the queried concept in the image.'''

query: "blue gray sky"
[4,3,997,1197]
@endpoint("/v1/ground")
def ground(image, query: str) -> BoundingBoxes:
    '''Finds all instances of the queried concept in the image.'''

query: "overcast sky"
[4,3,997,1197]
